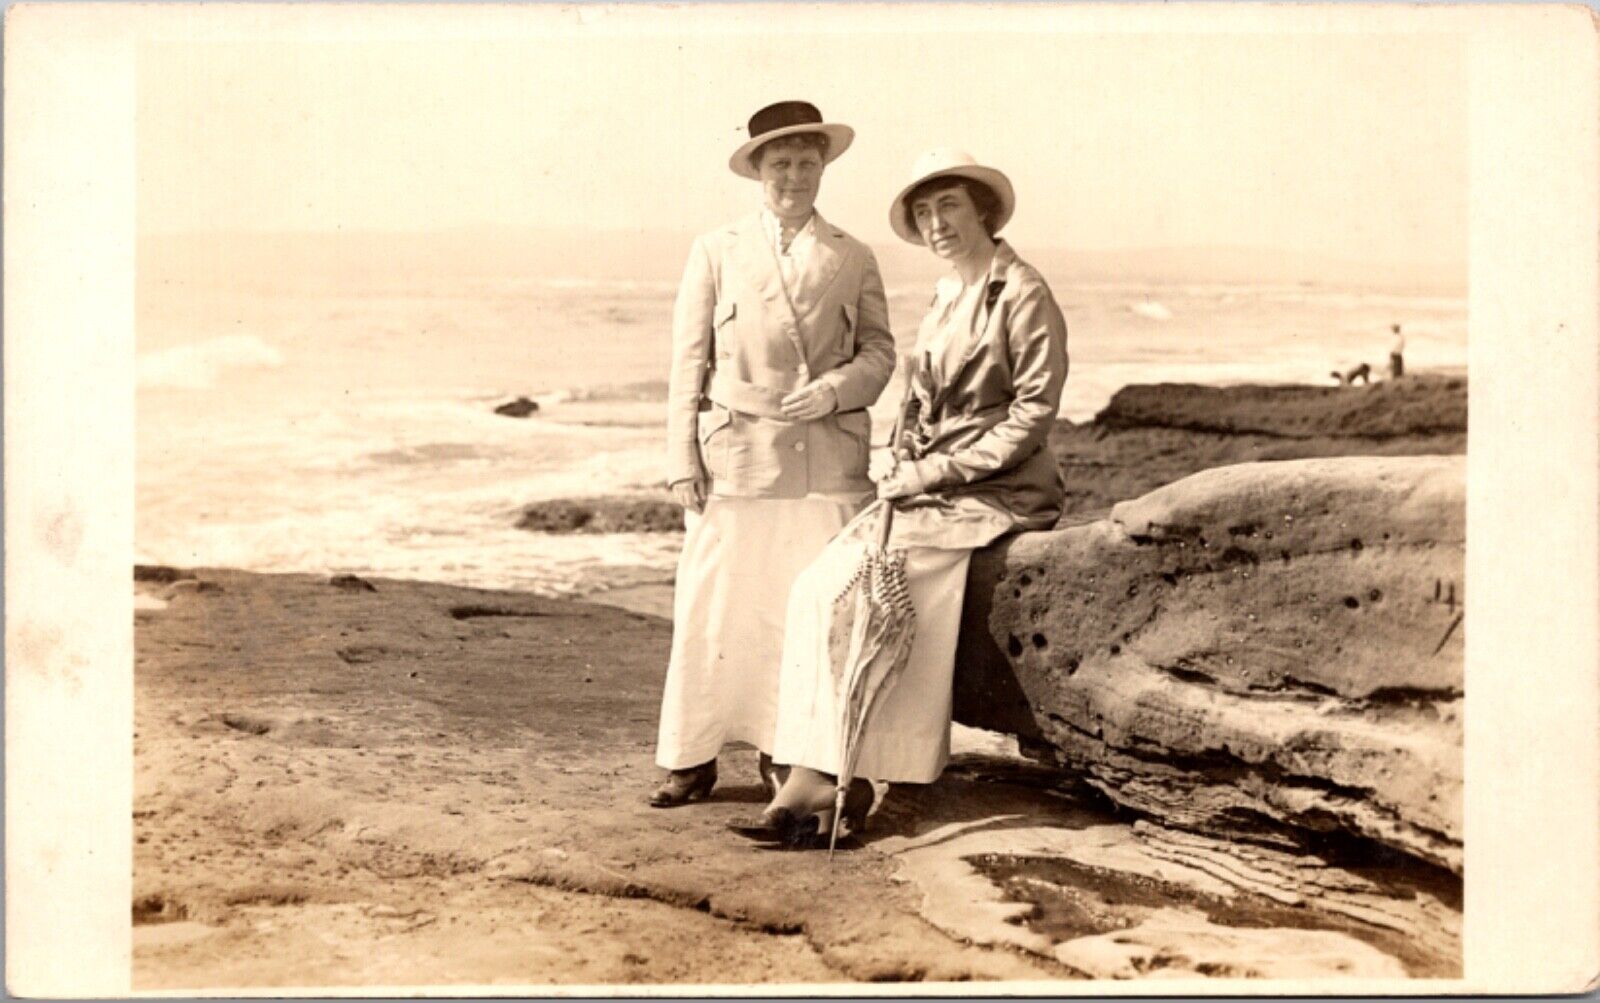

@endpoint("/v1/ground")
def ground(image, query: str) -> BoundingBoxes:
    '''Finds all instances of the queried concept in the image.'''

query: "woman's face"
[757,139,825,221]
[910,183,990,261]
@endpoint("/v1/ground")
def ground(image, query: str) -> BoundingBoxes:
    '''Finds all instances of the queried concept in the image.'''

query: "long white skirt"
[654,494,862,770]
[769,532,972,784]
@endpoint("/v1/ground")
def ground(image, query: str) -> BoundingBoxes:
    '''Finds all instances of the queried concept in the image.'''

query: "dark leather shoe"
[648,760,717,807]
[836,777,875,838]
[729,780,874,849]
[728,806,822,847]
[726,807,793,841]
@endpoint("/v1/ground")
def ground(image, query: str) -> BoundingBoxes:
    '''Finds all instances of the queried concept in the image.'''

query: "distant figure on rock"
[1389,324,1406,379]
[493,396,539,418]
[1332,362,1372,387]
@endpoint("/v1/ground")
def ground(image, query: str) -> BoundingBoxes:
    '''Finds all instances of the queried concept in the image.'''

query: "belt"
[706,372,791,421]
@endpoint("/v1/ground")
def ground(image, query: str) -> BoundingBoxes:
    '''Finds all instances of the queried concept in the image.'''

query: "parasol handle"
[874,372,913,553]
[875,499,896,551]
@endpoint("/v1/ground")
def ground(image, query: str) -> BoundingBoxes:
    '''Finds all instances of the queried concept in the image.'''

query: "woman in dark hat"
[739,148,1069,845]
[650,102,896,806]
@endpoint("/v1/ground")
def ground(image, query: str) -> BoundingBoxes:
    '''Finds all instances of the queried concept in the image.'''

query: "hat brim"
[729,123,855,180]
[889,164,1016,245]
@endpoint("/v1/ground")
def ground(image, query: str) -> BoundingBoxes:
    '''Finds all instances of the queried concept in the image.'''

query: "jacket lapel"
[928,242,1015,414]
[788,212,848,321]
[733,212,795,327]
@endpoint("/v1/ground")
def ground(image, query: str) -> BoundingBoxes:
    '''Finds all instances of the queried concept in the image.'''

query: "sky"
[138,19,1466,267]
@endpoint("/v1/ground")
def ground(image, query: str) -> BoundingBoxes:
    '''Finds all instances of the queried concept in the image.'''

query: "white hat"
[728,101,855,180]
[889,148,1015,245]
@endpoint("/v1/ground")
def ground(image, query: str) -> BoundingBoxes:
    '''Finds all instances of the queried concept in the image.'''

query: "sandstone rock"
[1094,376,1467,439]
[1048,377,1466,521]
[135,564,194,584]
[953,455,1464,873]
[493,396,540,418]
[1052,907,1408,979]
[516,497,683,534]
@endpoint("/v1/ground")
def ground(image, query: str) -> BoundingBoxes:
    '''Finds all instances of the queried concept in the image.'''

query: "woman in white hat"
[735,149,1069,845]
[649,102,897,806]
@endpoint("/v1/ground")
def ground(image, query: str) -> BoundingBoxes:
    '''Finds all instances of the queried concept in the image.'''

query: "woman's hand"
[875,462,919,501]
[779,381,838,421]
[671,475,707,514]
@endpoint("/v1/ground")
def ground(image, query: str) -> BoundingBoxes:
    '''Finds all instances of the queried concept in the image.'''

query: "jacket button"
[794,441,806,453]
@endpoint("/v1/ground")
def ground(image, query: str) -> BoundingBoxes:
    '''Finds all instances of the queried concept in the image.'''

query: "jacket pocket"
[713,300,738,360]
[835,408,871,471]
[697,404,733,480]
[840,303,858,356]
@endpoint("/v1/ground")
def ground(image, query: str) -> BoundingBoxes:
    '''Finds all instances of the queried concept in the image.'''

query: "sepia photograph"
[7,2,1600,996]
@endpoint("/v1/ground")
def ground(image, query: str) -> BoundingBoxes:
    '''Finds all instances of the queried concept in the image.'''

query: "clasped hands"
[779,381,838,422]
[875,457,918,501]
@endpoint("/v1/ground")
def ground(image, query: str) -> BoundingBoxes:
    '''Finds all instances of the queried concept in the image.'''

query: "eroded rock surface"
[1048,375,1467,519]
[953,455,1464,873]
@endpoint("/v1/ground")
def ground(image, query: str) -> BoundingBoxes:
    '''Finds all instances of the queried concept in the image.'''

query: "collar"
[760,206,817,245]
[934,239,1012,303]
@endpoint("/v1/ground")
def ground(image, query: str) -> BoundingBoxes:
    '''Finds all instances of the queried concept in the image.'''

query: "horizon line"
[138,227,1467,272]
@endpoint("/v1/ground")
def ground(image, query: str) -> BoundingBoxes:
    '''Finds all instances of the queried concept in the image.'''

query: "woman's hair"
[750,132,831,171]
[901,177,1004,239]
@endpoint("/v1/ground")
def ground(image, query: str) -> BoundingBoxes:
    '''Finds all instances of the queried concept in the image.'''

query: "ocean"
[137,247,1466,599]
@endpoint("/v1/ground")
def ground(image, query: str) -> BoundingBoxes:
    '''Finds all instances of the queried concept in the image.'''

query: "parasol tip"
[827,787,847,860]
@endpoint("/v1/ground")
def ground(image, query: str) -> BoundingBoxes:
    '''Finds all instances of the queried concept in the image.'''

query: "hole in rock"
[1007,635,1024,657]
[1031,633,1048,650]
[1368,588,1383,602]
[1343,596,1360,609]
[1109,643,1122,656]
[1350,538,1364,553]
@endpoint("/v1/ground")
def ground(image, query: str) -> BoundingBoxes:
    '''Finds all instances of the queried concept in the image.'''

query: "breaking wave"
[138,335,283,390]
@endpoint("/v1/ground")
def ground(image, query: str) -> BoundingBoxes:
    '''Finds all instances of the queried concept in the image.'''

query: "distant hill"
[140,228,1464,296]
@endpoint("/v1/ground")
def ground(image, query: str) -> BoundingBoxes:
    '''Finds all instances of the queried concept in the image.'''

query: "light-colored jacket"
[890,240,1069,550]
[666,211,896,497]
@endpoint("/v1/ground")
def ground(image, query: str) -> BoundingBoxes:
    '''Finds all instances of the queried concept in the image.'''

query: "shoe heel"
[686,766,717,801]
[842,778,874,835]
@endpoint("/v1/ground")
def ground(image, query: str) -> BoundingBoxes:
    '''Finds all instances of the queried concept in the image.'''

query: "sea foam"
[1129,301,1175,321]
[138,335,284,390]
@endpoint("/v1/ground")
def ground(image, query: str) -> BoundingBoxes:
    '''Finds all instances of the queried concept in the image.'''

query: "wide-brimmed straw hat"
[728,101,855,180]
[889,148,1015,245]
